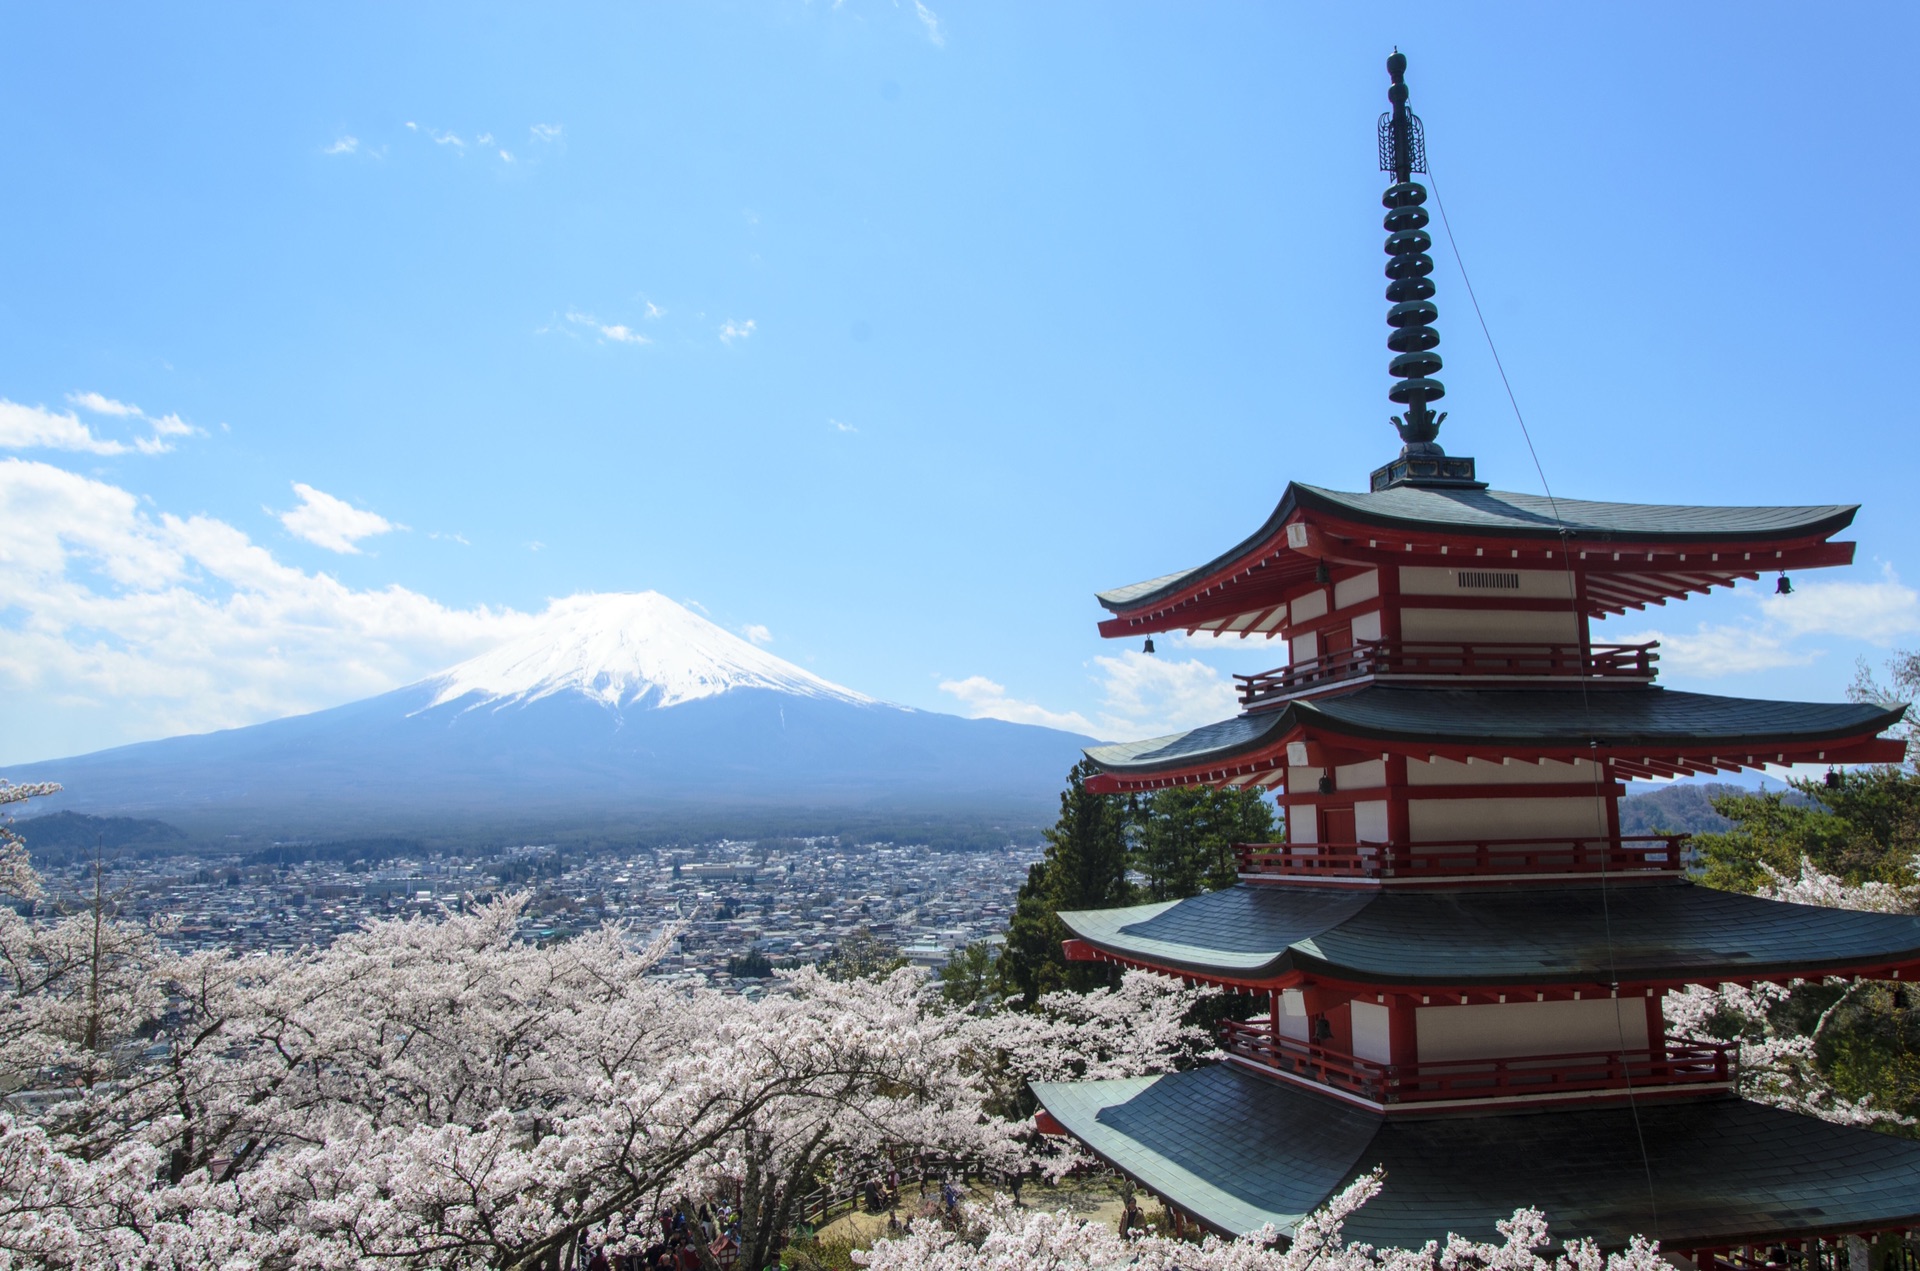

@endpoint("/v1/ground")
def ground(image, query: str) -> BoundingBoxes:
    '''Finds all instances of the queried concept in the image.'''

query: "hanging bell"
[1315,560,1332,585]
[1825,767,1842,790]
[1775,573,1793,595]
[1317,771,1336,795]
[1313,1015,1334,1043]
[1143,637,1156,655]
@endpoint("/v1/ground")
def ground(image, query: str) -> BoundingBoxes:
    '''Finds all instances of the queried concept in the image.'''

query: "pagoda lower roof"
[1057,881,1920,988]
[1095,483,1858,634]
[1082,685,1906,789]
[1033,1063,1920,1249]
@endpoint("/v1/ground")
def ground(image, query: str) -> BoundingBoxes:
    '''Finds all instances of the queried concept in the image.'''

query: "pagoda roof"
[1095,483,1858,635]
[1082,685,1907,789]
[1033,1063,1920,1249]
[1056,881,1920,988]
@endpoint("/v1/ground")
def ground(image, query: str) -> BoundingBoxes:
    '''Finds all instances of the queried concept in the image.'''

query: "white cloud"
[939,675,1096,735]
[428,531,471,546]
[530,124,563,144]
[565,310,651,346]
[67,392,140,417]
[1088,650,1242,738]
[644,301,665,319]
[1612,565,1920,679]
[740,623,774,646]
[0,400,130,454]
[430,129,465,149]
[720,319,757,344]
[276,482,400,554]
[477,133,494,146]
[323,136,358,156]
[1611,625,1816,678]
[0,395,202,456]
[830,419,857,433]
[939,649,1241,741]
[913,0,946,45]
[498,149,514,162]
[1758,566,1920,644]
[0,458,540,759]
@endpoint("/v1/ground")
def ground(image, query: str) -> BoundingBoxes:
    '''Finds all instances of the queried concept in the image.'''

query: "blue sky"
[3,3,1917,766]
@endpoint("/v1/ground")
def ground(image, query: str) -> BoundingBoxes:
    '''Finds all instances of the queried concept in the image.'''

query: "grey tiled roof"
[1083,686,1906,773]
[1057,882,1920,984]
[1097,482,1858,613]
[1296,484,1858,540]
[1034,1064,1920,1248]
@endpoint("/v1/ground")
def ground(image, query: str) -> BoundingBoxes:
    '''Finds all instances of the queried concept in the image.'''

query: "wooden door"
[1321,805,1356,845]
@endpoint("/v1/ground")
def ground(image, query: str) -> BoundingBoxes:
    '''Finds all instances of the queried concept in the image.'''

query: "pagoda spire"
[1370,50,1481,491]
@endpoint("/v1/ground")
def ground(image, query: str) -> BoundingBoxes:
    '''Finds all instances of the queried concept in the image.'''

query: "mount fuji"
[12,593,1095,838]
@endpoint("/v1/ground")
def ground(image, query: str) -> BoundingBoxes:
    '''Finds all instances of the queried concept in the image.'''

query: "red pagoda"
[1031,53,1920,1266]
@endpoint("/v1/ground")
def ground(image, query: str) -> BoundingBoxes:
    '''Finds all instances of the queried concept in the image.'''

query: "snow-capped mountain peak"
[421,591,875,712]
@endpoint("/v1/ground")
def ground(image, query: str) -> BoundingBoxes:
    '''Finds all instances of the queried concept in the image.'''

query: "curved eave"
[1081,687,1909,793]
[1058,884,1920,990]
[1094,483,1861,637]
[1034,1065,1920,1249]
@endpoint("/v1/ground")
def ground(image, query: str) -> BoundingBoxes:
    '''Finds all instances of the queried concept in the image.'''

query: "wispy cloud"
[564,310,651,346]
[913,0,946,45]
[0,394,202,456]
[644,301,665,319]
[276,482,401,554]
[830,418,858,433]
[719,319,757,344]
[740,623,774,646]
[939,648,1242,742]
[0,457,541,759]
[530,124,563,144]
[1611,566,1920,678]
[939,675,1096,735]
[428,531,471,546]
[323,136,358,156]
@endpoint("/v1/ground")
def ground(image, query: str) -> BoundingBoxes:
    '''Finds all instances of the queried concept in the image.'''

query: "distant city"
[23,832,1044,994]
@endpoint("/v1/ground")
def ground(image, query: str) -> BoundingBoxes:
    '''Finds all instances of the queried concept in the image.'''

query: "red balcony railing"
[1234,835,1687,882]
[1219,1018,1733,1105]
[1234,640,1658,705]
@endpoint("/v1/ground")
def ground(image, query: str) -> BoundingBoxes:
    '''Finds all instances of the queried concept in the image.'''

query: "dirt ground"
[814,1175,1165,1247]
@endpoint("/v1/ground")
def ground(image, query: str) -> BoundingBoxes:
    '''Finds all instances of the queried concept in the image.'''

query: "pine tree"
[1132,785,1278,901]
[994,760,1132,1004]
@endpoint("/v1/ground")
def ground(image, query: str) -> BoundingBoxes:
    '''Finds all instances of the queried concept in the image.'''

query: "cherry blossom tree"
[851,1174,1667,1271]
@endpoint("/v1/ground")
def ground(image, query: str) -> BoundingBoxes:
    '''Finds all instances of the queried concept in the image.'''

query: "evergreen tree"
[993,761,1132,1004]
[1131,785,1278,900]
[1695,768,1920,893]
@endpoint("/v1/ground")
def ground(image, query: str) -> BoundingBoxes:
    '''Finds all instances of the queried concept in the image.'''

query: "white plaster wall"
[1334,570,1381,610]
[1354,801,1390,843]
[1333,759,1386,790]
[1279,990,1309,1041]
[1415,998,1648,1062]
[1398,608,1581,643]
[1399,567,1574,598]
[1351,610,1383,642]
[1407,797,1607,843]
[1285,765,1321,790]
[1408,757,1599,786]
[1351,1000,1392,1063]
[1291,591,1329,624]
[1292,630,1319,663]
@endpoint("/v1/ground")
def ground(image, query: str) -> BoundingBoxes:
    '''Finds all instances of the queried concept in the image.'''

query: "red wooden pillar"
[1384,753,1411,851]
[1645,989,1666,1058]
[1378,562,1403,644]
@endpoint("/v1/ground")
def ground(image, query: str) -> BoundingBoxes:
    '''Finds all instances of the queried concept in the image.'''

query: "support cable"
[1427,167,1662,1240]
